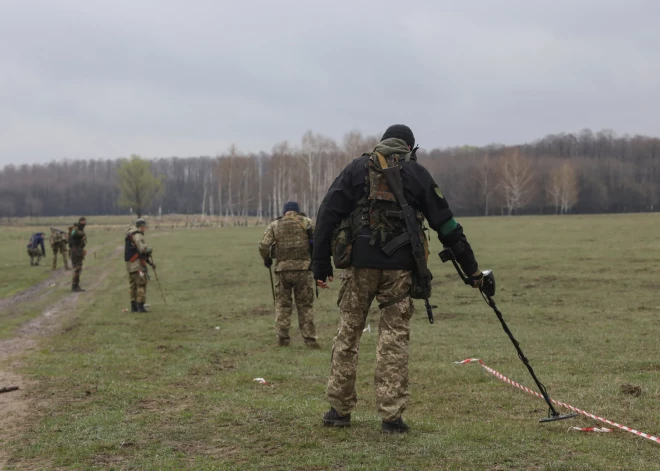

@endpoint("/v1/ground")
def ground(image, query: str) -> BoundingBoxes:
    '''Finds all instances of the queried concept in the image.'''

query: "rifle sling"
[378,291,410,309]
[376,152,428,266]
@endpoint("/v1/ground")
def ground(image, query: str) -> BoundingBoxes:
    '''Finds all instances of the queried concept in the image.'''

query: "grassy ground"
[2,214,660,470]
[0,226,120,299]
[0,227,53,299]
[0,228,120,339]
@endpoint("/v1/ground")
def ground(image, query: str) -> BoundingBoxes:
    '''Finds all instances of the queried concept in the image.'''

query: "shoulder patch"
[434,187,444,199]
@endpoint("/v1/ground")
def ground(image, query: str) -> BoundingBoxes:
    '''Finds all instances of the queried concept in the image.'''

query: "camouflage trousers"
[129,271,148,303]
[51,242,69,270]
[27,248,43,265]
[327,267,414,422]
[275,271,317,343]
[70,249,84,286]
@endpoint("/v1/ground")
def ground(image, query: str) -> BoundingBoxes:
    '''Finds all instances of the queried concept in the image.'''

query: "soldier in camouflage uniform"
[259,202,320,349]
[313,125,483,433]
[26,232,46,266]
[69,217,87,292]
[125,219,152,313]
[49,227,71,271]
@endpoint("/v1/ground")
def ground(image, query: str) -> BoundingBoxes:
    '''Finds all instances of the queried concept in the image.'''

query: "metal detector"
[439,248,577,423]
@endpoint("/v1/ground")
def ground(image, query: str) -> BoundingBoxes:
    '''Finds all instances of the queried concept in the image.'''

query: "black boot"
[137,303,149,313]
[322,408,351,427]
[382,417,409,434]
[72,284,86,292]
[131,301,138,313]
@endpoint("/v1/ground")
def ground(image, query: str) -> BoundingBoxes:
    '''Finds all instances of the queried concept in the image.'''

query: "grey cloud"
[1,0,659,165]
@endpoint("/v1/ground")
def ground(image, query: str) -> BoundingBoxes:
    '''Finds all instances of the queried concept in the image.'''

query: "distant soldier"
[26,232,46,266]
[49,227,71,271]
[125,219,152,313]
[259,202,320,348]
[68,217,87,292]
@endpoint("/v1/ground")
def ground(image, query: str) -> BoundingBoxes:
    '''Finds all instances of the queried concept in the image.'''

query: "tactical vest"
[332,152,427,268]
[273,214,312,262]
[68,225,85,248]
[51,231,64,244]
[124,231,141,262]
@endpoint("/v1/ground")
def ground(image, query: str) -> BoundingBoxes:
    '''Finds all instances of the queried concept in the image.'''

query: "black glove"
[468,271,484,288]
[264,258,273,269]
[312,260,333,282]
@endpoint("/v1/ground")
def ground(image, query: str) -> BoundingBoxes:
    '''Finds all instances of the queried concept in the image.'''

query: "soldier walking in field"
[313,125,483,433]
[26,232,46,266]
[259,202,320,349]
[49,227,71,271]
[69,217,87,292]
[125,219,153,313]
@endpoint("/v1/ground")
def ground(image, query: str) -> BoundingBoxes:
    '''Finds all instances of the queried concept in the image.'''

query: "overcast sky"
[1,0,659,165]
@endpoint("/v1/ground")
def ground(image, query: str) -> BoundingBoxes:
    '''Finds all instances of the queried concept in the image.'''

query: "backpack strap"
[283,213,309,233]
[375,151,389,169]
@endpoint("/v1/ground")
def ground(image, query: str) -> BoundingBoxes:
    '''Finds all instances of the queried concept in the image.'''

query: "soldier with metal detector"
[125,218,154,313]
[313,125,483,433]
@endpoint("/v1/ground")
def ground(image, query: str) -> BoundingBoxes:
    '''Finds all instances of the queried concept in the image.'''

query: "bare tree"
[497,150,536,215]
[547,161,579,214]
[0,200,16,222]
[25,196,44,219]
[475,154,495,216]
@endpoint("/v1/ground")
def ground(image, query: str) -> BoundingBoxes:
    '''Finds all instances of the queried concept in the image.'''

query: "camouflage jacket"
[69,224,87,251]
[259,211,315,272]
[125,226,150,273]
[50,229,67,246]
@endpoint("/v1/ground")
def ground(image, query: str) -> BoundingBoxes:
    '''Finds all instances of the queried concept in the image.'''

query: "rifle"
[375,152,436,324]
[147,254,167,304]
[268,266,275,305]
[50,227,67,234]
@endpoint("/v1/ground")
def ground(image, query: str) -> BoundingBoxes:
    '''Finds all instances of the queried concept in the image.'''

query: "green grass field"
[1,215,659,470]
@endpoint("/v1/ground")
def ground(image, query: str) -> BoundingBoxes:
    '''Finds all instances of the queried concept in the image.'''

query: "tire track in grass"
[0,245,122,470]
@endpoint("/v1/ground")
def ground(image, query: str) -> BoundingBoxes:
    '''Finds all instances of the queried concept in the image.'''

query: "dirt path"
[0,245,122,470]
[0,269,68,312]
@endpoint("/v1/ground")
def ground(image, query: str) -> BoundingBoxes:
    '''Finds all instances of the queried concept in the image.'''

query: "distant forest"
[1,129,659,220]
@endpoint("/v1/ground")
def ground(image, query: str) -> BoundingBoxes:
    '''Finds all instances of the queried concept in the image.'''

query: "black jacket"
[312,154,478,275]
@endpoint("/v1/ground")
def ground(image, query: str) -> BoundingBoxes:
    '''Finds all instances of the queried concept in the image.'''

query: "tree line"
[1,128,659,221]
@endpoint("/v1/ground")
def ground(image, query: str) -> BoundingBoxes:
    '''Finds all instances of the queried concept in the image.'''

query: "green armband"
[439,218,458,236]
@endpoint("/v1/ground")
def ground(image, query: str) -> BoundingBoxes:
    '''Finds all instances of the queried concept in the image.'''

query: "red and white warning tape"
[456,358,660,445]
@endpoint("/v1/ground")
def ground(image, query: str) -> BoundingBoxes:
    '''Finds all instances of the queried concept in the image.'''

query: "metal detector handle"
[439,249,470,284]
[439,249,496,297]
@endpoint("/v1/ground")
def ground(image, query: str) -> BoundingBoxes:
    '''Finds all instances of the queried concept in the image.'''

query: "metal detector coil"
[439,248,576,424]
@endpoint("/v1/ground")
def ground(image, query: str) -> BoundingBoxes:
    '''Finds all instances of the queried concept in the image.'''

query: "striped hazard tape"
[456,358,660,445]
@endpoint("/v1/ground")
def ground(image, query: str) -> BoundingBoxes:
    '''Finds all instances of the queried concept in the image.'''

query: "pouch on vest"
[331,216,353,269]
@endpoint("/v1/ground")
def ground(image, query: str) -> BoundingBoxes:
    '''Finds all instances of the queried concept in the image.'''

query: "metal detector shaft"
[439,249,575,422]
[149,255,168,304]
[482,293,561,418]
